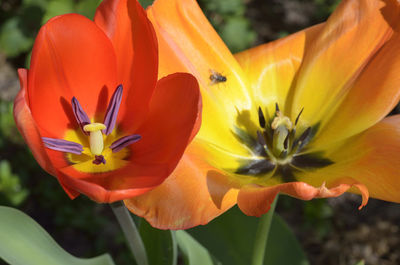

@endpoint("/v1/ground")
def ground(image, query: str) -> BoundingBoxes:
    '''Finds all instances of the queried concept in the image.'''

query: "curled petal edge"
[56,168,156,203]
[237,180,369,217]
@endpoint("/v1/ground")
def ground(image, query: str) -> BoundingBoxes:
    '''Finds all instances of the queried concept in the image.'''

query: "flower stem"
[251,194,279,265]
[110,201,149,265]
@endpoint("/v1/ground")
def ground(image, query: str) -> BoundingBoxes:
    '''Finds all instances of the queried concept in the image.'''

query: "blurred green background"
[1,1,399,265]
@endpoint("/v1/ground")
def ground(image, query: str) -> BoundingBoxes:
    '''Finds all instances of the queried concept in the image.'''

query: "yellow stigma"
[83,123,106,155]
[271,112,293,130]
[271,112,292,156]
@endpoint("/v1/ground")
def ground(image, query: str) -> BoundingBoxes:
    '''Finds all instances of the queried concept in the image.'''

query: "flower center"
[234,103,333,182]
[42,84,142,172]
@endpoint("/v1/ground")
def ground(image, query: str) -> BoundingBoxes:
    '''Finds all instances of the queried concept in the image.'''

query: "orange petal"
[57,162,169,203]
[148,0,253,158]
[238,181,368,217]
[94,0,158,131]
[28,14,118,138]
[131,73,200,174]
[289,0,398,129]
[313,27,400,147]
[301,115,400,204]
[125,140,239,230]
[234,23,323,116]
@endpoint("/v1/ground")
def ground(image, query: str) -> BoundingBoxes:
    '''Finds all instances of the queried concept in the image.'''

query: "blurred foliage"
[0,0,101,62]
[313,0,341,20]
[0,160,28,206]
[0,100,21,145]
[303,199,333,239]
[199,0,256,53]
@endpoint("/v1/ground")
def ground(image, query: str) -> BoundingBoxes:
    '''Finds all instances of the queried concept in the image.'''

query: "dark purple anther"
[71,97,91,135]
[42,137,83,154]
[111,134,141,153]
[103,85,123,135]
[93,155,106,165]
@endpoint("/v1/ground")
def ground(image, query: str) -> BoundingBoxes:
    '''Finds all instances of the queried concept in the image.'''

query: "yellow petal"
[289,0,397,129]
[298,115,400,203]
[148,0,255,157]
[235,24,323,118]
[312,30,400,148]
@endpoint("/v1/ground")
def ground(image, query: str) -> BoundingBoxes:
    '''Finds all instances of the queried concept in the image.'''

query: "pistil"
[271,111,292,157]
[83,123,106,155]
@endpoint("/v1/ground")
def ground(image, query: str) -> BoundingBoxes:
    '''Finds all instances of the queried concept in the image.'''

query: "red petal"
[28,14,118,138]
[130,73,200,174]
[57,162,169,202]
[14,69,80,198]
[95,0,158,131]
[14,69,55,175]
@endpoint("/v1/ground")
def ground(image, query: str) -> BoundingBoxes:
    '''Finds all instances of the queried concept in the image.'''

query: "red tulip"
[13,0,201,203]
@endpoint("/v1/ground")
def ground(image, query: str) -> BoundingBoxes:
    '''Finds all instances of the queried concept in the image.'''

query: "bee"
[209,69,227,85]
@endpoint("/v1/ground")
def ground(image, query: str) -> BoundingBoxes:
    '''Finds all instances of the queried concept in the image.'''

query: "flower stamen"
[41,85,142,169]
[235,104,333,180]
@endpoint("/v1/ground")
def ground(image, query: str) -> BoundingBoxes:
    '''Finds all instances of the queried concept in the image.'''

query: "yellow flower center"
[64,126,130,173]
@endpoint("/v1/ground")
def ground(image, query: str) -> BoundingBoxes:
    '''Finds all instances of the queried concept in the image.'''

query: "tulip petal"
[57,162,169,202]
[147,0,255,157]
[298,115,400,204]
[130,73,200,174]
[241,115,400,216]
[313,30,400,147]
[94,0,158,131]
[28,13,118,138]
[14,69,80,198]
[234,23,323,117]
[289,0,398,128]
[125,141,239,230]
[14,69,55,175]
[238,181,368,217]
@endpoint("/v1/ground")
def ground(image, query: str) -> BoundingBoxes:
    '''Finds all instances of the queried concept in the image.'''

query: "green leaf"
[176,231,219,265]
[264,215,309,265]
[353,261,365,265]
[0,206,115,265]
[139,219,177,265]
[188,206,309,265]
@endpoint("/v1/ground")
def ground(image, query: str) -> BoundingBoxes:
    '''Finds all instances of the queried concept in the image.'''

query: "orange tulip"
[122,0,400,229]
[13,0,200,203]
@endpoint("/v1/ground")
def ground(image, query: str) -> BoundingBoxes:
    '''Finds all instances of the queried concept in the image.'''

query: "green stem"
[110,201,149,265]
[251,194,279,265]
